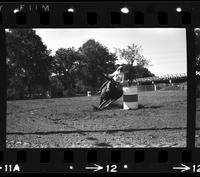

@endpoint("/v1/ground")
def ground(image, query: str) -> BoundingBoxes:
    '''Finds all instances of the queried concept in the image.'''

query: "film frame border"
[0,1,199,173]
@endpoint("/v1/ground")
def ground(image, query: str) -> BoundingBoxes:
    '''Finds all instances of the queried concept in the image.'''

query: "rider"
[98,65,125,93]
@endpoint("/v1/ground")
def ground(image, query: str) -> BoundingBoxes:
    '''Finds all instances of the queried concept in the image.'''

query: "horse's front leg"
[98,98,107,110]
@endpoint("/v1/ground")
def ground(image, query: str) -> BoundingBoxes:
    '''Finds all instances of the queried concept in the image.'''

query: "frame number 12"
[106,165,117,173]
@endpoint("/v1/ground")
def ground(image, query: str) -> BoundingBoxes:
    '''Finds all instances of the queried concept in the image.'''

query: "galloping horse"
[98,78,123,110]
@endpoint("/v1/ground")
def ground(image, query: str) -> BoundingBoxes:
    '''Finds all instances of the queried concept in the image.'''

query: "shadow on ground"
[92,103,162,111]
[93,142,113,147]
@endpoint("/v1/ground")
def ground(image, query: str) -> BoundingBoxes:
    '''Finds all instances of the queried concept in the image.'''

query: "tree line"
[6,29,154,100]
[195,28,200,97]
[195,29,200,75]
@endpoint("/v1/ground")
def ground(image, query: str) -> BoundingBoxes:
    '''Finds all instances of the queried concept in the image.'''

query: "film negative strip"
[0,0,200,174]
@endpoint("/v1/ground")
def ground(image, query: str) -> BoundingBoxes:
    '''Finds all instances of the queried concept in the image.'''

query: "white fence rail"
[133,73,187,83]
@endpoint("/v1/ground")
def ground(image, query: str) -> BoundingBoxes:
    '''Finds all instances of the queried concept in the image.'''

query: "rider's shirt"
[108,70,124,83]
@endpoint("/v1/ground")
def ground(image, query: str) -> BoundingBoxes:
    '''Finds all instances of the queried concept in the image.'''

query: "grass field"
[6,90,187,148]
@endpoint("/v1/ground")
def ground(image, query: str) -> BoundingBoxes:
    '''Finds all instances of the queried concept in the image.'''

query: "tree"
[195,28,200,97]
[195,28,200,75]
[49,76,64,98]
[123,64,155,81]
[53,48,84,96]
[117,44,150,67]
[79,39,117,89]
[6,29,53,98]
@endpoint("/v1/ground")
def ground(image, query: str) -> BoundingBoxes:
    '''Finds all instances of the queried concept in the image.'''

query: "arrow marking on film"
[85,164,103,172]
[172,164,190,172]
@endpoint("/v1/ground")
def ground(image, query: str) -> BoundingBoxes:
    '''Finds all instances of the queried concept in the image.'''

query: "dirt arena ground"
[6,90,187,148]
[196,98,200,147]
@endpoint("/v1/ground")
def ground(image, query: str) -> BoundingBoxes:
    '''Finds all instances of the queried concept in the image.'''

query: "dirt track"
[6,90,187,148]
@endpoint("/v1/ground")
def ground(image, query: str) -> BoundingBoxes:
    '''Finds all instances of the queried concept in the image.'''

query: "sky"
[34,28,187,76]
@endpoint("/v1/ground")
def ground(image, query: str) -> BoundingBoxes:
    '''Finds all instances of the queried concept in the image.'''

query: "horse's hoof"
[92,105,100,111]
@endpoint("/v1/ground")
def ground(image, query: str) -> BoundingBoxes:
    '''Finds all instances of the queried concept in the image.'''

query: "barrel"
[87,91,91,96]
[122,86,138,110]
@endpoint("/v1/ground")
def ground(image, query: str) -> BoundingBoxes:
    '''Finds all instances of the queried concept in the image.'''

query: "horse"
[98,79,123,110]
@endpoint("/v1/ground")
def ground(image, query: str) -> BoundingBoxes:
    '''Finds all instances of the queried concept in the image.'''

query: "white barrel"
[87,91,91,96]
[123,86,138,110]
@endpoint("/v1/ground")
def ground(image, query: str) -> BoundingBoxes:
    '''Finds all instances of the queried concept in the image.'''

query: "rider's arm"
[108,70,117,77]
[108,73,114,77]
[120,73,125,83]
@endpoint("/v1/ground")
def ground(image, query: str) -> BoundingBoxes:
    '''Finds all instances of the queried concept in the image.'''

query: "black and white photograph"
[195,28,200,147]
[6,28,187,148]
